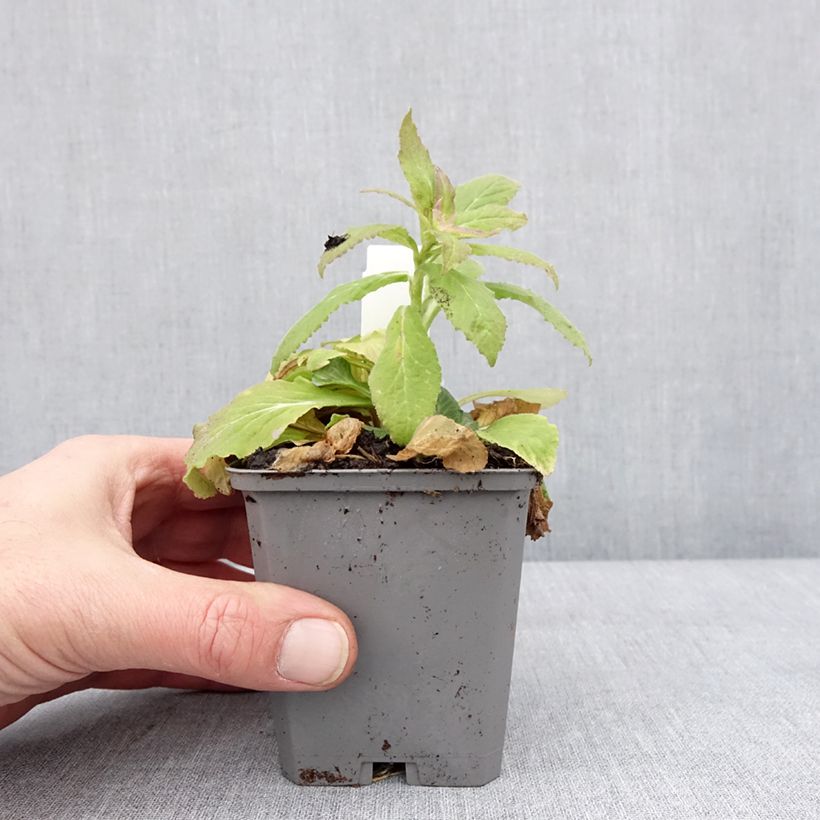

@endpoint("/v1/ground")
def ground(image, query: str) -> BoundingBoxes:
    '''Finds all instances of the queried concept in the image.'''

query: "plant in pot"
[183,110,590,787]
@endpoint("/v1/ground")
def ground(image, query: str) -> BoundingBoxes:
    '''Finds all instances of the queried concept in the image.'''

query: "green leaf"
[332,329,386,363]
[361,188,417,211]
[428,266,507,365]
[470,243,559,289]
[433,230,471,272]
[311,357,371,398]
[303,348,344,371]
[486,281,592,364]
[433,166,456,222]
[458,387,568,409]
[436,387,476,428]
[271,427,320,446]
[274,348,344,381]
[318,224,417,277]
[272,409,328,446]
[270,272,408,374]
[398,109,437,213]
[456,204,527,236]
[368,305,442,446]
[477,413,559,476]
[454,174,521,215]
[455,259,484,279]
[184,381,372,497]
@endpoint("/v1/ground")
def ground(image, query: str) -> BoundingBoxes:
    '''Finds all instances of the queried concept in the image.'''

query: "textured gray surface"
[2,1,820,559]
[1,560,819,819]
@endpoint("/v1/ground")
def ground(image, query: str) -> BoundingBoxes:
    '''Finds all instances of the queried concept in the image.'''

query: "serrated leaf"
[311,357,370,398]
[318,224,417,277]
[398,109,437,212]
[435,387,476,427]
[477,413,559,477]
[361,188,417,211]
[368,305,441,446]
[456,204,527,236]
[454,174,521,215]
[486,281,592,364]
[470,243,559,289]
[458,387,568,408]
[270,272,408,374]
[427,266,507,365]
[183,381,372,497]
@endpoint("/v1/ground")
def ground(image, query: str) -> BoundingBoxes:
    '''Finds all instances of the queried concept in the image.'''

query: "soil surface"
[233,430,530,472]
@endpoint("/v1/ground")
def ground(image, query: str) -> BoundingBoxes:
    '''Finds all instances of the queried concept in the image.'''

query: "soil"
[298,767,351,784]
[233,429,530,472]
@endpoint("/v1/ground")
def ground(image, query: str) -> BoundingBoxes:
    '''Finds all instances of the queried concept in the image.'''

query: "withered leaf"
[325,416,363,452]
[389,414,488,473]
[273,417,364,472]
[526,485,553,540]
[471,397,541,427]
[273,353,306,380]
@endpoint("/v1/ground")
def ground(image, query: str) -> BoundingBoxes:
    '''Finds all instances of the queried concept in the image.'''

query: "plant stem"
[411,224,434,311]
[410,267,425,309]
[421,300,440,329]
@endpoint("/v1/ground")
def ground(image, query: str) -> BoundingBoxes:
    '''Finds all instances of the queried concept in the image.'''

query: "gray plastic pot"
[228,467,537,787]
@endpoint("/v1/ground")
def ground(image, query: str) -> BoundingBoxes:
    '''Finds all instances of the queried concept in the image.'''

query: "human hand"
[0,436,357,729]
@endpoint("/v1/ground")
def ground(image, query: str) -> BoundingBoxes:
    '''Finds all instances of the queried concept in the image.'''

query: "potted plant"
[183,110,590,787]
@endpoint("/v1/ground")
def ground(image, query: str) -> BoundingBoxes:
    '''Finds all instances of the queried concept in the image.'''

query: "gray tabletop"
[2,559,819,820]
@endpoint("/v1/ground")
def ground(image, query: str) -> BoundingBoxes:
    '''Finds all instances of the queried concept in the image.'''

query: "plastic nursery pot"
[228,466,538,788]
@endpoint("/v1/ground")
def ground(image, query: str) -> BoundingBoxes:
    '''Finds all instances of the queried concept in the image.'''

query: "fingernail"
[277,618,349,686]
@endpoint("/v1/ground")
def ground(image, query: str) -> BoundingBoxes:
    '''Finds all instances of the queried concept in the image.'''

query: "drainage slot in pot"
[371,762,405,783]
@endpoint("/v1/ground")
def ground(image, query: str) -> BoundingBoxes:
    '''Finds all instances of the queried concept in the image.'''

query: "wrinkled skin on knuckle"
[196,593,260,680]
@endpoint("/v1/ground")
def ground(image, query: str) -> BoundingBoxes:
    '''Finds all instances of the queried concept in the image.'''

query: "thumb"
[89,558,357,691]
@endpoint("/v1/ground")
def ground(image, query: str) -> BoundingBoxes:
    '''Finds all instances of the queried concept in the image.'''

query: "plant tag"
[361,245,413,335]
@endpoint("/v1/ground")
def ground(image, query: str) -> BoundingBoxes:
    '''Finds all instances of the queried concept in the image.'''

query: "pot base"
[229,468,536,788]
[281,751,503,787]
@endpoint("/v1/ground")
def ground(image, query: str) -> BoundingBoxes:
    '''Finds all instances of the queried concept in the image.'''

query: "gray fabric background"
[2,560,819,819]
[2,1,819,559]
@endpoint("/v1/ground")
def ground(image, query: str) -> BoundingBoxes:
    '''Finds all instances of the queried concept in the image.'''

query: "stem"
[421,300,440,329]
[411,219,435,312]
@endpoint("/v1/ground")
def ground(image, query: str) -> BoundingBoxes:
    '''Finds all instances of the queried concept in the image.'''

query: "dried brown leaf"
[389,414,488,473]
[325,417,364,454]
[273,354,304,380]
[471,398,541,427]
[526,486,553,540]
[273,417,364,472]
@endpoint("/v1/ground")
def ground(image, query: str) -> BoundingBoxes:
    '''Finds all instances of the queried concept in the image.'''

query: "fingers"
[85,556,357,693]
[159,559,255,582]
[78,669,249,693]
[134,506,252,566]
[0,671,245,730]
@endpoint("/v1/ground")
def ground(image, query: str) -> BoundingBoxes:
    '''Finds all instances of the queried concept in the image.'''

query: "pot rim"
[226,466,539,493]
[226,467,537,476]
